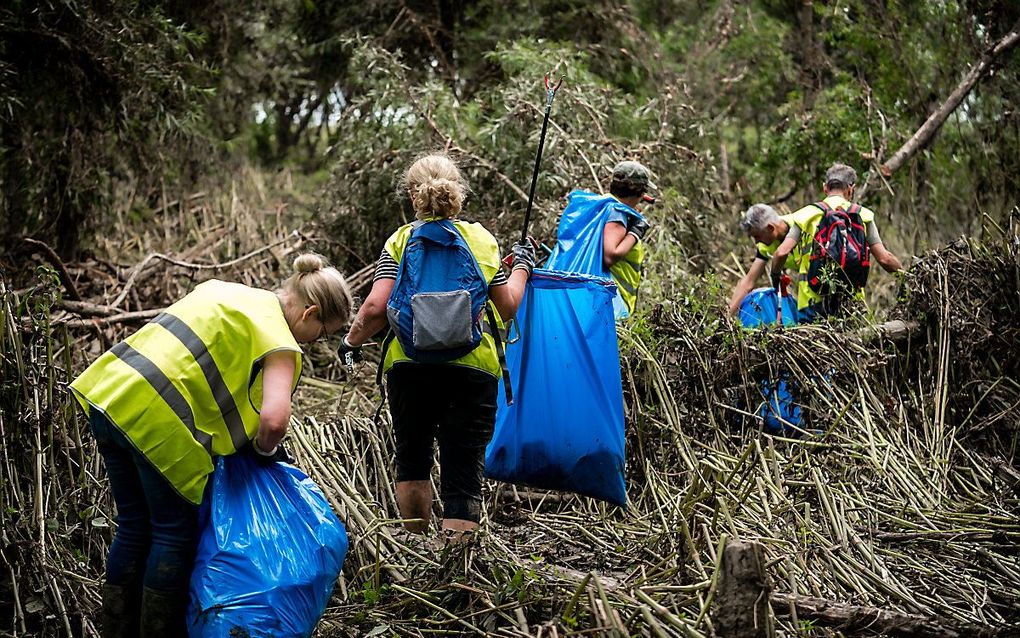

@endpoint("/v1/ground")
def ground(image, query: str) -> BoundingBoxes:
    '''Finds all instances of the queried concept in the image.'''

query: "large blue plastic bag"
[739,287,799,328]
[738,289,802,432]
[188,453,348,638]
[757,375,802,433]
[485,269,627,506]
[546,189,645,319]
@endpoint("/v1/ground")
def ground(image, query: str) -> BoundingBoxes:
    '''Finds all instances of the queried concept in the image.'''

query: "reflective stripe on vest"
[70,280,301,504]
[109,340,212,452]
[151,312,248,451]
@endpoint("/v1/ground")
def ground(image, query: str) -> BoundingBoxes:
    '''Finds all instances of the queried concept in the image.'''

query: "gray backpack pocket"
[411,290,474,351]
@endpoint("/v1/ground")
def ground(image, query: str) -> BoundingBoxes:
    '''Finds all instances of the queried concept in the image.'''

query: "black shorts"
[387,363,498,523]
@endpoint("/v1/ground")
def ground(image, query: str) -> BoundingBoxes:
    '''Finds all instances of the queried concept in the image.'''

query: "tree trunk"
[712,541,774,638]
[879,18,1020,178]
[797,0,823,110]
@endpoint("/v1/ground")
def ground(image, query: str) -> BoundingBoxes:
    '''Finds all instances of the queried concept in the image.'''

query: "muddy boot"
[139,587,188,637]
[101,583,140,638]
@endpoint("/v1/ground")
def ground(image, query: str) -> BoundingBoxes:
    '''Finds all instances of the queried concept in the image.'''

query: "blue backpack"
[381,220,512,403]
[386,220,490,363]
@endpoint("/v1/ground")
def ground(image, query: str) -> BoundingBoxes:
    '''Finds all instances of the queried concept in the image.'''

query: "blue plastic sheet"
[485,269,627,506]
[188,454,348,638]
[546,189,645,319]
[738,287,799,328]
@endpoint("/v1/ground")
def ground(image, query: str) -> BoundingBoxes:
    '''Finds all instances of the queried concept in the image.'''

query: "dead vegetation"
[1,174,1018,636]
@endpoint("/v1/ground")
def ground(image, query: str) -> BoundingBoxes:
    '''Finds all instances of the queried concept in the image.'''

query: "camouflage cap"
[611,160,653,192]
[824,163,857,188]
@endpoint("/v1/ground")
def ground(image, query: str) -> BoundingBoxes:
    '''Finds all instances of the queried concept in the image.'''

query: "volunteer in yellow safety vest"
[727,164,903,322]
[338,154,533,543]
[70,255,353,636]
[602,160,653,317]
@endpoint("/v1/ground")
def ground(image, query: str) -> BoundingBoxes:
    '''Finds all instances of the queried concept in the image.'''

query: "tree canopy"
[2,0,1017,260]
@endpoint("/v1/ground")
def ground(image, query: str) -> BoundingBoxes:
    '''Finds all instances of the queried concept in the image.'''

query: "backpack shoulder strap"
[813,201,832,214]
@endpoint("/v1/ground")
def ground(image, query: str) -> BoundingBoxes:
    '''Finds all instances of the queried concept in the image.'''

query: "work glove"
[627,216,650,241]
[337,335,363,369]
[510,238,538,275]
[248,439,295,466]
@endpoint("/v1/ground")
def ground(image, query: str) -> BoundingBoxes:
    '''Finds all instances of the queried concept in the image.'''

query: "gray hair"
[739,203,780,234]
[824,163,857,190]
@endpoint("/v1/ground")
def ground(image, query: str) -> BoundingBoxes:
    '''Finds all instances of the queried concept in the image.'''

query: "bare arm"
[256,350,297,454]
[346,278,394,346]
[870,243,904,273]
[727,258,767,316]
[769,236,797,278]
[603,222,637,269]
[489,269,530,322]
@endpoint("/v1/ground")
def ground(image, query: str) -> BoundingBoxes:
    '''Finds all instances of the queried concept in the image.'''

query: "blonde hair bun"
[293,253,326,274]
[403,154,468,219]
[282,253,355,326]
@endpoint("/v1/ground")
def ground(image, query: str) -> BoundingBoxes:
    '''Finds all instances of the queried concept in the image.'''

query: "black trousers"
[387,363,497,522]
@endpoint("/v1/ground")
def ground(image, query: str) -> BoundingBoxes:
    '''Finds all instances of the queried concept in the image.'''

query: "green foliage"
[756,78,875,192]
[318,36,715,273]
[0,0,213,256]
[3,0,1018,285]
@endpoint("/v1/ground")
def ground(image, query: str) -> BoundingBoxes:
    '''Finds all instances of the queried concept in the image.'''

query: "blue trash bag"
[757,375,801,433]
[188,454,348,638]
[485,269,627,506]
[739,287,799,328]
[546,189,645,320]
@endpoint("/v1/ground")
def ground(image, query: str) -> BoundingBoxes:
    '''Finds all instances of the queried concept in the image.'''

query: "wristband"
[253,439,278,456]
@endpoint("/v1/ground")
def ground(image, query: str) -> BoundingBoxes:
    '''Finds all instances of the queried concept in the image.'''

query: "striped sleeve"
[374,250,399,281]
[376,246,509,285]
[490,267,508,287]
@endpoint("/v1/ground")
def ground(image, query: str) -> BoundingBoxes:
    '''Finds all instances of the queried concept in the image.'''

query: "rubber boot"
[139,587,188,637]
[101,582,140,638]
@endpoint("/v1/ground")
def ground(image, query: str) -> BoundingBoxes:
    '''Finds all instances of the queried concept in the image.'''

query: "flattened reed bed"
[2,212,1018,635]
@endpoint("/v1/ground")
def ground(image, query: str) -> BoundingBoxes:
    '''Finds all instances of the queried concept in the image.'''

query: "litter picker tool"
[503,72,567,269]
[519,72,563,243]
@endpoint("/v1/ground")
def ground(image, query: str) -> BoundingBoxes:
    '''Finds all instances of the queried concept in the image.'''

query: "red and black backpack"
[806,201,870,295]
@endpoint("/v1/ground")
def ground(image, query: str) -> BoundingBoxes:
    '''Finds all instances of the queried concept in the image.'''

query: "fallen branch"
[859,319,920,342]
[109,230,304,309]
[770,592,1012,638]
[52,309,162,328]
[23,238,81,301]
[879,18,1020,179]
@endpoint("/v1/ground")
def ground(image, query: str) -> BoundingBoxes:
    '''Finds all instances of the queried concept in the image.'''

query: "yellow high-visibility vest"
[757,195,875,310]
[70,280,302,504]
[609,237,646,317]
[382,219,505,378]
